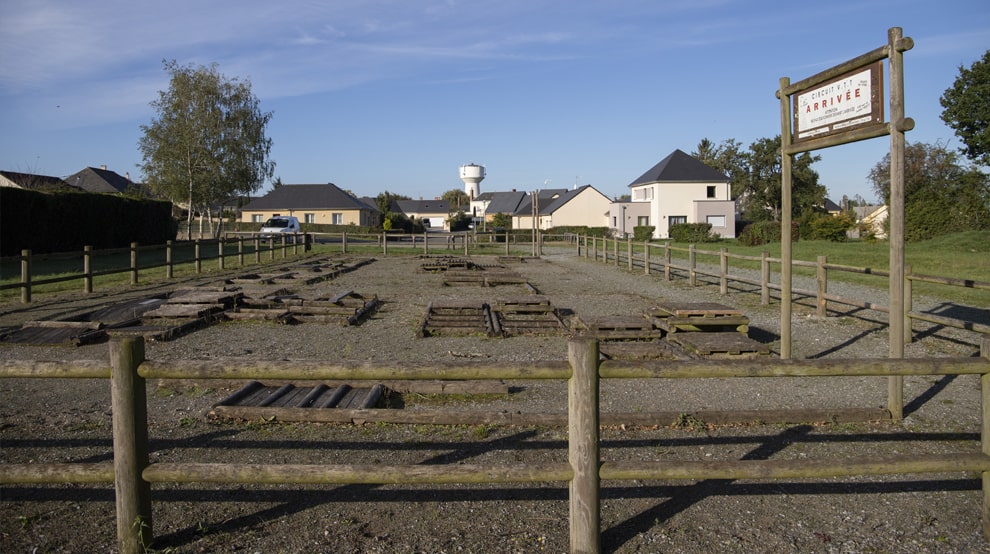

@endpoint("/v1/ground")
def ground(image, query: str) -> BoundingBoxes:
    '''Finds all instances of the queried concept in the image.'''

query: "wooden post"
[592,237,597,262]
[166,241,174,279]
[644,242,650,275]
[423,232,429,255]
[720,247,728,295]
[342,231,348,254]
[20,249,31,303]
[237,237,244,266]
[253,237,260,263]
[505,232,509,256]
[130,242,139,285]
[982,337,990,541]
[195,240,202,273]
[664,242,671,282]
[626,237,632,271]
[110,337,152,553]
[689,244,697,287]
[465,233,469,256]
[613,237,619,267]
[280,235,287,259]
[382,233,388,256]
[816,255,827,318]
[903,264,913,345]
[779,75,794,360]
[888,26,912,420]
[217,239,225,270]
[761,251,770,305]
[84,245,93,293]
[583,235,588,259]
[568,337,600,554]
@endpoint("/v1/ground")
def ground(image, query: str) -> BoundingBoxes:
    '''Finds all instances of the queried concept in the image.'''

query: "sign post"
[776,27,913,417]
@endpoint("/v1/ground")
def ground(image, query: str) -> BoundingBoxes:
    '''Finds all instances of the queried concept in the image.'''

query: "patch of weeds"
[472,424,496,439]
[178,416,198,427]
[65,420,106,432]
[671,413,707,432]
[244,415,278,431]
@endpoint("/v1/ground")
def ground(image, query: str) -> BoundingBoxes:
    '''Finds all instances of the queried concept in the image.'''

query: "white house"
[628,149,736,239]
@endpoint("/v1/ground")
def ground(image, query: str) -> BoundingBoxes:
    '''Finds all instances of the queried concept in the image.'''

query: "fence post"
[761,251,770,305]
[166,241,174,279]
[342,231,348,254]
[664,242,671,282]
[130,243,139,285]
[644,242,650,275]
[904,264,913,345]
[20,249,31,303]
[689,244,697,287]
[627,237,633,271]
[981,337,990,540]
[816,255,827,318]
[720,247,728,295]
[84,246,93,294]
[583,235,589,259]
[382,233,388,256]
[592,237,598,262]
[568,337,601,554]
[110,337,152,553]
[237,237,244,266]
[280,235,287,259]
[613,238,619,268]
[505,232,509,256]
[465,233,470,256]
[218,239,225,270]
[195,240,202,273]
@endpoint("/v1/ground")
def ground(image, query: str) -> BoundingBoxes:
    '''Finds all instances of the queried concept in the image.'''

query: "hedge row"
[1,188,176,256]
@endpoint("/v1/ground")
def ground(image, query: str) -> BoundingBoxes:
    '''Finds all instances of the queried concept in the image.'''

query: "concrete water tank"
[459,163,485,199]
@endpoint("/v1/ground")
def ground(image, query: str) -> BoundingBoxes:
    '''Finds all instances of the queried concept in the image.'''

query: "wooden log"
[143,461,572,485]
[568,337,600,554]
[0,463,115,484]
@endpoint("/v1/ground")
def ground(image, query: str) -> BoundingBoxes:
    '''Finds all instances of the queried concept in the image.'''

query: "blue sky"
[1,0,988,204]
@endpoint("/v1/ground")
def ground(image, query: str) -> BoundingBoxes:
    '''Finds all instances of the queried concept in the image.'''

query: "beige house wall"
[241,208,369,226]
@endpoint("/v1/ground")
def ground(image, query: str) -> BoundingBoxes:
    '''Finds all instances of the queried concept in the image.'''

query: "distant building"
[395,199,451,230]
[240,183,380,227]
[64,166,147,196]
[0,170,76,192]
[627,149,736,239]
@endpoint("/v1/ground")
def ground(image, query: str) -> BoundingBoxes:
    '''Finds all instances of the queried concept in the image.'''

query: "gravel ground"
[1,246,988,553]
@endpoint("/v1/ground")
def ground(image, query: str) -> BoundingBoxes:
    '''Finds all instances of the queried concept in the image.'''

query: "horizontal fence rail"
[577,235,990,340]
[1,235,309,303]
[2,336,990,553]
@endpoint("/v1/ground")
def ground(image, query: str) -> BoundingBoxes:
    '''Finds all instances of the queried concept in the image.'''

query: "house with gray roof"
[510,185,611,230]
[628,149,736,239]
[65,166,146,196]
[240,183,380,227]
[0,170,76,192]
[394,199,451,230]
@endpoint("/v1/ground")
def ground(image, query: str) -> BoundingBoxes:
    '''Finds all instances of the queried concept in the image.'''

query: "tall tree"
[940,50,990,167]
[441,188,470,211]
[139,60,275,237]
[868,141,990,241]
[742,136,824,222]
[692,138,749,199]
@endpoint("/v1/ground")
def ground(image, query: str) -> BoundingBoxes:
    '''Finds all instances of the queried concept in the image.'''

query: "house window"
[251,214,263,223]
[304,213,316,224]
[612,216,618,227]
[332,213,343,225]
[637,216,650,226]
[707,186,716,199]
[706,215,726,228]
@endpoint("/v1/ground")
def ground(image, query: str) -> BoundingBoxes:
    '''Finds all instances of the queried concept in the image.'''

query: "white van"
[260,216,301,235]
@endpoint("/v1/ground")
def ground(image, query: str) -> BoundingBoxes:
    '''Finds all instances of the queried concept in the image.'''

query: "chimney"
[100,165,107,170]
[125,172,131,181]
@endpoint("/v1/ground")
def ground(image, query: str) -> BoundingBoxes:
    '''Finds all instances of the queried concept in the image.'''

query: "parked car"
[259,216,301,242]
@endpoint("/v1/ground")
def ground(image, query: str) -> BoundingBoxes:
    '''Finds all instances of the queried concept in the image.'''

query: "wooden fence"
[2,336,989,553]
[0,234,308,303]
[577,235,990,340]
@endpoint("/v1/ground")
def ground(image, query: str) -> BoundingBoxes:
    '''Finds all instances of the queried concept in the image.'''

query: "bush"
[737,221,800,246]
[633,226,655,242]
[804,213,855,241]
[668,223,719,243]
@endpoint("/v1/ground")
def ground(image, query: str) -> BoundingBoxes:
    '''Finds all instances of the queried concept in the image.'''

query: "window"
[304,213,316,224]
[637,216,650,226]
[251,214,263,223]
[332,213,343,225]
[707,185,716,199]
[706,215,726,228]
[612,216,617,227]
[669,216,687,225]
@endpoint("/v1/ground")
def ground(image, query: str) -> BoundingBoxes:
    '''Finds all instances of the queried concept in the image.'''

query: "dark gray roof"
[628,149,728,187]
[395,199,450,215]
[1,170,75,192]
[485,191,529,214]
[241,183,370,211]
[65,167,136,194]
[512,186,605,216]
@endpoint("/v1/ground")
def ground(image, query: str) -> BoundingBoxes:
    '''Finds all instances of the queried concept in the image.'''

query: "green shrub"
[633,226,655,242]
[805,213,855,241]
[669,223,719,243]
[737,221,800,246]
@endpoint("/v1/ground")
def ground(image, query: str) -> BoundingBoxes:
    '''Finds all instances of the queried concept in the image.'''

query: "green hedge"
[1,188,176,256]
[669,223,719,243]
[736,220,800,246]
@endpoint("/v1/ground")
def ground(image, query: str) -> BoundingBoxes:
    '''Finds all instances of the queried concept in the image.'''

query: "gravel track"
[1,248,987,553]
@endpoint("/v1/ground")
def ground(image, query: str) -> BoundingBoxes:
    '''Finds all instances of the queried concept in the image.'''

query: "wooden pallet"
[418,301,495,337]
[667,332,772,358]
[574,315,661,340]
[493,296,566,336]
[648,301,749,334]
[229,291,379,325]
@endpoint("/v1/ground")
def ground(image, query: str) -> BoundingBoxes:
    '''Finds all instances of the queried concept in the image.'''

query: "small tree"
[940,50,990,167]
[139,60,275,238]
[490,212,512,230]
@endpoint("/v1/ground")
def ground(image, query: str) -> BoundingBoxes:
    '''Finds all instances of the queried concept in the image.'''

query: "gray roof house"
[628,149,736,239]
[395,199,451,230]
[0,170,76,192]
[511,185,611,230]
[240,183,380,227]
[65,166,145,195]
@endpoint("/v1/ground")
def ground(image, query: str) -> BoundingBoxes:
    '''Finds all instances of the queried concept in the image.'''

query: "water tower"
[459,163,485,200]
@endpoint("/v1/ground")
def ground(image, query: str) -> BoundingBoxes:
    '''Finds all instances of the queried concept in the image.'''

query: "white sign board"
[793,61,883,142]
